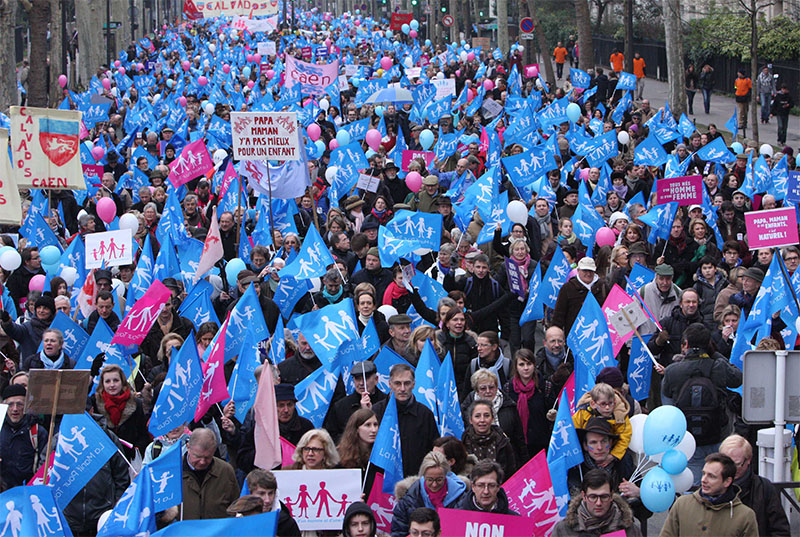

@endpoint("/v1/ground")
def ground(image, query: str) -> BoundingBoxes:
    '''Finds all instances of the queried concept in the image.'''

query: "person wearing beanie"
[0,294,57,361]
[0,384,48,487]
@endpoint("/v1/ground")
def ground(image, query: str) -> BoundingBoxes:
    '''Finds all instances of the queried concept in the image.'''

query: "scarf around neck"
[102,388,131,427]
[511,254,531,294]
[39,350,65,370]
[513,377,536,443]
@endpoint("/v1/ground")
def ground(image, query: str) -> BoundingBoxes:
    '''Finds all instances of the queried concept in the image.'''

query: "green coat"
[659,488,759,537]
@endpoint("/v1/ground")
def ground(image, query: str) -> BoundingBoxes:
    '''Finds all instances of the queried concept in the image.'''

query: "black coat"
[460,392,529,466]
[455,489,519,515]
[90,392,150,458]
[648,305,708,366]
[351,267,394,301]
[22,351,77,371]
[230,408,314,473]
[436,330,478,400]
[323,389,387,443]
[373,396,439,478]
[139,313,194,370]
[505,376,555,459]
[0,414,48,487]
[551,277,610,336]
[737,470,790,537]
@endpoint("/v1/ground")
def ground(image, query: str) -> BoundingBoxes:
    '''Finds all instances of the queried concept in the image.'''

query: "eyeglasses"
[424,476,445,485]
[586,493,612,503]
[409,530,434,537]
[302,446,325,454]
[473,482,499,491]
[785,256,799,263]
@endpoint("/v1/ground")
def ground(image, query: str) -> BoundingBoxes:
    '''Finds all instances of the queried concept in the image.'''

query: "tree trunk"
[592,0,606,33]
[0,0,17,111]
[624,0,633,73]
[749,0,759,143]
[662,0,686,116]
[497,0,508,53]
[574,0,594,70]
[26,0,50,107]
[523,0,554,89]
[449,0,458,42]
[76,0,105,87]
[50,0,63,106]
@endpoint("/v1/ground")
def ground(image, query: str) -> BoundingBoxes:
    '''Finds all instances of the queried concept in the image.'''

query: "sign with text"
[274,469,362,530]
[656,175,703,205]
[10,107,86,190]
[231,112,301,161]
[84,229,133,269]
[0,129,22,225]
[438,508,533,537]
[401,150,435,171]
[390,12,413,30]
[744,207,799,249]
[356,173,381,193]
[432,78,457,100]
[505,257,525,297]
[194,0,279,18]
[786,171,800,204]
[257,41,277,57]
[284,55,340,97]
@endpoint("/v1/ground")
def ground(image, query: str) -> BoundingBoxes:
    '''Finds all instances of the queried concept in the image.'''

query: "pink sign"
[82,164,104,185]
[745,207,799,249]
[503,451,563,537]
[401,150,435,172]
[168,139,213,188]
[284,55,340,96]
[602,284,636,357]
[656,175,703,205]
[301,46,312,60]
[111,280,171,346]
[439,508,533,537]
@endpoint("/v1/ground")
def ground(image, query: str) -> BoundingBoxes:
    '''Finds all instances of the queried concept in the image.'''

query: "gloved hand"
[0,310,10,324]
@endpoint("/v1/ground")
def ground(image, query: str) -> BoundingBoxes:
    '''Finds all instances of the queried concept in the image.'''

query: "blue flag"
[567,293,617,399]
[547,389,583,470]
[227,329,261,422]
[51,413,119,509]
[97,469,156,537]
[294,364,340,427]
[21,212,62,251]
[628,334,653,401]
[724,108,738,140]
[695,136,736,164]
[57,236,87,289]
[44,311,89,358]
[268,316,286,365]
[414,340,441,419]
[373,346,413,394]
[149,333,204,437]
[570,68,591,89]
[538,246,571,309]
[280,224,334,280]
[151,511,279,536]
[225,283,269,359]
[384,210,443,251]
[370,394,404,494]
[519,263,544,325]
[146,440,183,511]
[0,485,73,536]
[295,299,361,365]
[634,134,668,167]
[436,351,465,438]
[75,316,120,369]
[638,202,679,244]
[179,284,220,329]
[626,263,655,294]
[617,72,637,90]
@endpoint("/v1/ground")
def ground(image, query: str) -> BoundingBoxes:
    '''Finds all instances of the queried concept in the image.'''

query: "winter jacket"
[22,351,77,371]
[567,451,635,495]
[455,488,519,515]
[460,391,528,466]
[647,305,708,366]
[1,315,53,362]
[445,272,508,334]
[736,470,790,536]
[572,391,633,460]
[713,281,742,323]
[0,414,47,487]
[659,487,758,537]
[552,494,643,537]
[551,276,610,336]
[373,395,439,478]
[351,267,394,301]
[436,330,478,399]
[390,473,468,537]
[693,270,729,326]
[230,407,314,474]
[90,392,150,458]
[276,500,302,537]
[343,501,385,537]
[461,425,518,481]
[139,313,194,370]
[639,280,681,336]
[181,455,240,520]
[505,373,555,457]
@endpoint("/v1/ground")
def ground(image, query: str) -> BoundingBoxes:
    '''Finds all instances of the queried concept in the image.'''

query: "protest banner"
[656,175,703,205]
[404,67,421,78]
[257,41,277,56]
[193,0,279,18]
[401,149,435,171]
[274,469,362,530]
[438,508,533,537]
[390,12,413,30]
[432,78,457,100]
[284,55,340,96]
[84,229,134,269]
[356,173,381,193]
[10,107,86,190]
[231,111,301,161]
[301,47,312,61]
[0,129,22,225]
[82,164,104,185]
[744,207,799,249]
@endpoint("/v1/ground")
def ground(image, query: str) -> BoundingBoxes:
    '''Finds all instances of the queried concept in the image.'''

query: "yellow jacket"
[571,391,632,460]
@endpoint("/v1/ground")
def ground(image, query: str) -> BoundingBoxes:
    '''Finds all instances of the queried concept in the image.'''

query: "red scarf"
[102,388,131,427]
[513,376,537,443]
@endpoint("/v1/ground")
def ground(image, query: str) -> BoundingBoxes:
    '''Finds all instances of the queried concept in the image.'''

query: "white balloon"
[203,59,210,67]
[436,72,445,80]
[617,131,630,145]
[112,278,125,299]
[403,57,413,68]
[517,45,524,52]
[459,51,468,62]
[0,249,21,271]
[628,413,648,454]
[377,305,399,319]
[506,200,528,225]
[670,467,694,493]
[119,213,139,232]
[325,166,339,181]
[674,431,696,460]
[60,266,78,286]
[152,94,160,103]
[759,143,774,157]
[319,98,330,110]
[204,103,214,116]
[77,209,88,221]
[208,43,216,53]
[464,44,471,50]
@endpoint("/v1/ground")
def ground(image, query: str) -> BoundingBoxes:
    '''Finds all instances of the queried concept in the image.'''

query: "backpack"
[674,359,726,445]
[464,276,501,302]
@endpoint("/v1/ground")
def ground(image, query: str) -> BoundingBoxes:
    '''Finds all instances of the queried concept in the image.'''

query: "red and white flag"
[194,315,230,421]
[77,269,97,318]
[194,207,224,283]
[253,363,281,470]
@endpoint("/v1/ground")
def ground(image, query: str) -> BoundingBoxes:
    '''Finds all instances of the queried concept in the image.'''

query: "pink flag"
[280,437,296,468]
[503,451,563,537]
[194,207,224,283]
[28,451,56,485]
[366,472,397,534]
[218,161,238,199]
[253,361,281,470]
[601,532,627,537]
[602,284,636,357]
[111,280,171,346]
[439,509,533,537]
[558,372,576,413]
[194,316,230,421]
[168,139,213,188]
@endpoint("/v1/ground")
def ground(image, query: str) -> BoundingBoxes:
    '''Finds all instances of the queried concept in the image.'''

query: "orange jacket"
[553,47,568,63]
[735,77,752,97]
[633,57,646,78]
[610,52,624,71]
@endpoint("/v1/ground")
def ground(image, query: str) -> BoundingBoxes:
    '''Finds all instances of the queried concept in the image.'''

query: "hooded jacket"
[659,487,758,537]
[552,494,643,537]
[390,473,468,537]
[342,501,382,537]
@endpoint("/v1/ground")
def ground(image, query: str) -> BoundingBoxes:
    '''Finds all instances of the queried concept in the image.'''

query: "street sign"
[442,14,454,26]
[361,3,367,9]
[519,17,534,33]
[520,33,535,40]
[103,21,122,29]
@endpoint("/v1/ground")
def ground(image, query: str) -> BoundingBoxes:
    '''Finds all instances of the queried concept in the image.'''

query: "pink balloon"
[247,80,255,89]
[254,54,262,63]
[365,129,382,151]
[580,168,590,181]
[223,64,231,73]
[324,38,331,47]
[246,54,254,63]
[595,227,617,247]
[483,79,494,91]
[114,60,121,68]
[96,198,117,224]
[266,69,275,80]
[354,20,361,26]
[467,52,475,61]
[198,76,208,86]
[58,74,67,88]
[137,62,144,71]
[118,67,126,76]
[380,56,393,71]
[182,60,191,71]
[178,96,187,107]
[405,172,422,193]
[467,89,475,101]
[91,146,105,161]
[455,70,461,77]
[29,274,45,293]
[409,30,417,38]
[102,78,111,90]
[329,139,339,150]
[307,123,322,142]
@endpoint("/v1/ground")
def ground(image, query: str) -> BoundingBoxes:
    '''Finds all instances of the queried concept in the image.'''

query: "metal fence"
[592,35,800,105]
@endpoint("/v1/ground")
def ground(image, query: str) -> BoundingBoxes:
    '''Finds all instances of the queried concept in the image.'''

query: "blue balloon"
[225,258,247,287]
[335,130,351,146]
[640,467,676,512]
[410,20,419,30]
[352,77,361,88]
[242,66,251,78]
[40,245,61,265]
[315,140,326,155]
[566,102,582,123]
[401,24,410,34]
[375,106,385,117]
[0,246,13,258]
[731,141,744,154]
[643,405,686,455]
[660,449,688,475]
[419,129,435,150]
[386,30,393,38]
[43,262,60,275]
[425,39,432,47]
[797,154,800,167]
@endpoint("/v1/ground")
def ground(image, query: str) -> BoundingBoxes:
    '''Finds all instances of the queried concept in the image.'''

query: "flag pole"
[775,246,800,314]
[43,370,63,485]
[620,308,660,368]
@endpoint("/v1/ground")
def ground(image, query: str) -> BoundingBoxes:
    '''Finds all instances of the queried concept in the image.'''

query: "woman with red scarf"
[382,265,411,313]
[90,364,149,458]
[504,349,554,461]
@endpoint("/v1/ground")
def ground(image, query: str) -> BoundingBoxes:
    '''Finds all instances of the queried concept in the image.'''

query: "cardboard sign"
[84,229,133,269]
[0,129,22,225]
[481,99,504,118]
[338,75,350,91]
[257,41,277,57]
[274,469,362,530]
[656,175,703,205]
[744,207,799,249]
[10,107,86,190]
[231,112,301,161]
[786,171,800,204]
[345,64,360,77]
[438,508,533,537]
[401,150,435,172]
[472,37,491,48]
[356,173,381,193]
[432,78,457,100]
[26,369,92,414]
[608,301,647,337]
[404,67,421,79]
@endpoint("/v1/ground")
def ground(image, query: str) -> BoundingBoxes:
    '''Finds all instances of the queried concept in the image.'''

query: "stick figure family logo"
[283,481,353,520]
[0,494,64,537]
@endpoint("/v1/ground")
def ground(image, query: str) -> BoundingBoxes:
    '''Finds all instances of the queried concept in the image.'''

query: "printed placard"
[438,508,533,537]
[786,171,800,204]
[257,41,277,57]
[505,257,525,297]
[656,175,703,205]
[744,207,799,249]
[84,229,133,268]
[401,150,435,171]
[0,129,22,225]
[356,173,381,193]
[231,111,301,161]
[275,469,362,530]
[432,78,457,100]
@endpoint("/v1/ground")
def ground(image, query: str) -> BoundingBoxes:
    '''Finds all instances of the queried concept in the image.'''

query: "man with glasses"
[324,361,386,442]
[783,246,800,276]
[719,435,789,536]
[0,384,48,488]
[553,469,643,536]
[456,460,517,515]
[408,507,441,537]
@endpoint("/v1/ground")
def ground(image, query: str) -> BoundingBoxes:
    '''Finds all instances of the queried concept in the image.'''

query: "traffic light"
[440,0,447,12]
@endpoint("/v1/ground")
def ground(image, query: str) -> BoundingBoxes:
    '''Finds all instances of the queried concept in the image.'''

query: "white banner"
[0,129,22,225]
[84,229,133,269]
[197,0,279,18]
[274,469,362,530]
[231,112,301,161]
[257,41,277,57]
[432,78,457,100]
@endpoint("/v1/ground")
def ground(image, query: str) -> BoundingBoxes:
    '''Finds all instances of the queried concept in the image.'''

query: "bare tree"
[498,0,509,53]
[0,0,17,111]
[591,0,615,32]
[76,0,105,87]
[20,0,50,107]
[623,0,633,73]
[662,0,687,115]
[575,0,594,70]
[50,0,63,106]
